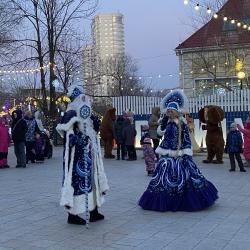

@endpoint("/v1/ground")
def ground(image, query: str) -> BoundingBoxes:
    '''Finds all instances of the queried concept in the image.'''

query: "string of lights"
[183,0,250,31]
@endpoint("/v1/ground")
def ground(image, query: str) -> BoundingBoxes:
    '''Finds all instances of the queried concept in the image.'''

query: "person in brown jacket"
[148,107,161,158]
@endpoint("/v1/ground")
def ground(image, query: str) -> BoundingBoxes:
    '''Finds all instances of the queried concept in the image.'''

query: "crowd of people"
[0,110,52,169]
[1,86,250,226]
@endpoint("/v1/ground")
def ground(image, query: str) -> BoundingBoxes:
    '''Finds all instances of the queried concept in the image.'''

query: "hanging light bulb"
[231,19,235,24]
[223,17,228,22]
[207,7,212,14]
[213,13,218,19]
[184,0,189,5]
[237,22,241,27]
[195,3,200,11]
[243,24,248,29]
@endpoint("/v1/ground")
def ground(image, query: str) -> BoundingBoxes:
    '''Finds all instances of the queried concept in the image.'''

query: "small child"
[43,130,53,159]
[35,132,46,162]
[140,125,156,176]
[0,116,11,168]
[225,123,246,172]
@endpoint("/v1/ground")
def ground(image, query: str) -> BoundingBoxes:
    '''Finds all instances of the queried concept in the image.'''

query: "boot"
[240,168,246,172]
[147,170,154,176]
[202,159,212,163]
[67,213,86,225]
[212,160,224,164]
[90,207,104,222]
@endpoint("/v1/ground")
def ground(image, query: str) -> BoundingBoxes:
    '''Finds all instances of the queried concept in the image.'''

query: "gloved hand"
[161,115,169,130]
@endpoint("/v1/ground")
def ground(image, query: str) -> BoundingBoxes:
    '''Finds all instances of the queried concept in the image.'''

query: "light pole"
[237,71,246,106]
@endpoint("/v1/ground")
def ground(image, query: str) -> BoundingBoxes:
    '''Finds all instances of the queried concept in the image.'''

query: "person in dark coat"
[122,118,137,161]
[24,111,39,164]
[114,116,126,160]
[225,123,246,172]
[11,110,28,168]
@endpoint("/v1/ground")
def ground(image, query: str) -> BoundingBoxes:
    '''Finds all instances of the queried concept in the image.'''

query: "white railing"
[112,89,250,114]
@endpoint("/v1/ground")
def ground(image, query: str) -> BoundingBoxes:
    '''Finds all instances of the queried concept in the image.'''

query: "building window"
[194,77,247,96]
[223,22,236,31]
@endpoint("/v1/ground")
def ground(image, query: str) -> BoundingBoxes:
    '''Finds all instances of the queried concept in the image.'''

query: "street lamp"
[237,71,246,90]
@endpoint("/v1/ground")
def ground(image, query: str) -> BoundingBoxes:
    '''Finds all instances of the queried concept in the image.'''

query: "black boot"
[67,213,86,225]
[90,207,104,222]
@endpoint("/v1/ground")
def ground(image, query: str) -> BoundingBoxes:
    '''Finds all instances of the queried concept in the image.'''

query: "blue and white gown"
[139,118,218,212]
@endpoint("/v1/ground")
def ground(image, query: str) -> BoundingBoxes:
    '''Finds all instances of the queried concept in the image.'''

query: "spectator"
[24,111,39,164]
[123,118,137,161]
[114,116,126,160]
[225,123,246,172]
[237,120,250,168]
[148,107,161,159]
[11,110,28,168]
[0,116,11,168]
[140,124,156,176]
[35,131,46,162]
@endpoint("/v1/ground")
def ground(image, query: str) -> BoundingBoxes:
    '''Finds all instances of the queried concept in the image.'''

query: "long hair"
[177,116,182,152]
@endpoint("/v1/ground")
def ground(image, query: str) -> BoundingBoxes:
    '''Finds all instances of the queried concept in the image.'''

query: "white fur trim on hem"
[155,147,193,157]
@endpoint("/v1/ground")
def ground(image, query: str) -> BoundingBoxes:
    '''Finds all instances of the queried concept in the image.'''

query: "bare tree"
[186,0,227,30]
[85,54,145,97]
[4,0,98,119]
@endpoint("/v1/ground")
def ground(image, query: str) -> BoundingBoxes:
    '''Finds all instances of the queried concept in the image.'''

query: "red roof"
[176,0,250,50]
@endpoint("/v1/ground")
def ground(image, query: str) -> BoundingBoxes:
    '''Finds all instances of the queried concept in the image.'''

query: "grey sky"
[96,0,195,90]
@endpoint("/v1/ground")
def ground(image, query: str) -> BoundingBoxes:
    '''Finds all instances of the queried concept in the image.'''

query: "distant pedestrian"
[0,116,11,168]
[237,120,250,167]
[225,123,246,172]
[123,118,137,161]
[114,116,126,160]
[24,111,39,164]
[11,110,28,168]
[140,125,156,176]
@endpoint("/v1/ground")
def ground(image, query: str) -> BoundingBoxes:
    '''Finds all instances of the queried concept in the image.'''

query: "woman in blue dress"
[139,90,218,212]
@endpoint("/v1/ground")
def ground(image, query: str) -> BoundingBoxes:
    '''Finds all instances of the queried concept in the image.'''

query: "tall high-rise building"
[84,13,125,97]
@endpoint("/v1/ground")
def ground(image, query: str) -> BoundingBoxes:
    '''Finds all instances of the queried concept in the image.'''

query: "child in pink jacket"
[237,120,250,167]
[0,116,11,168]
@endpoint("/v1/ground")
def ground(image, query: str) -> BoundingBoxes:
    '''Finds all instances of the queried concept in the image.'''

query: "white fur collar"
[167,117,187,125]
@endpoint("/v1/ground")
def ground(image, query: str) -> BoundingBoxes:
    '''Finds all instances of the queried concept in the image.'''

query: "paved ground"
[1,147,250,250]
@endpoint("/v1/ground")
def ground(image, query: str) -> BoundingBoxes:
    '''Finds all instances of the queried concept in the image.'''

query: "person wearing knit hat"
[140,124,156,176]
[225,122,246,172]
[139,89,218,212]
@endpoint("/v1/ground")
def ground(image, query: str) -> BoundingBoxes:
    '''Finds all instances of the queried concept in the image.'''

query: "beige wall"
[177,46,250,98]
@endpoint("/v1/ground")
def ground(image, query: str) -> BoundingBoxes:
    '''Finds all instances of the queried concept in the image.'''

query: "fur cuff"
[155,147,193,157]
[56,117,80,137]
[157,126,165,137]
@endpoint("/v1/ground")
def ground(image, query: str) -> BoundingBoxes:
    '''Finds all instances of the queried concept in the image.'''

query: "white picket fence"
[112,89,250,115]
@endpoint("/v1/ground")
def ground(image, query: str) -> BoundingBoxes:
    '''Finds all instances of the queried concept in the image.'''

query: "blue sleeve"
[90,114,101,133]
[61,110,77,124]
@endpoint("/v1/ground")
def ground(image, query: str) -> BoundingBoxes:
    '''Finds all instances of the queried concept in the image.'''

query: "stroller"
[41,130,53,159]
